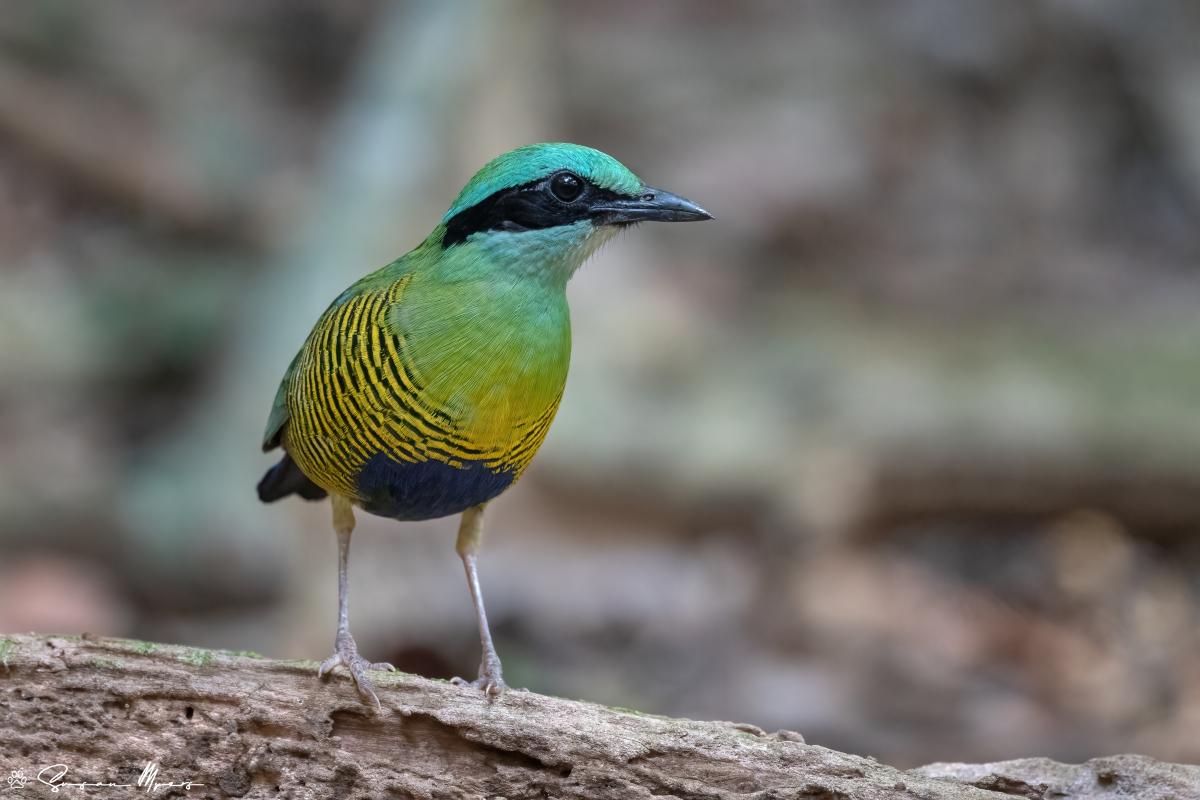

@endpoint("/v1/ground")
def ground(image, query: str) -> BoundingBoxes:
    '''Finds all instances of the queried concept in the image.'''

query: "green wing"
[261,348,302,452]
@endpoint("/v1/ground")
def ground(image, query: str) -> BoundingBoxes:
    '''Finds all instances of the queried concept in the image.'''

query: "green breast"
[393,274,571,454]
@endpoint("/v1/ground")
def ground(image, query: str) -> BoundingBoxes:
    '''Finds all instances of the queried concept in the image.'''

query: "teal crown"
[443,143,644,221]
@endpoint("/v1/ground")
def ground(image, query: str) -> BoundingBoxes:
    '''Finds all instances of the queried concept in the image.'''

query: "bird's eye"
[549,172,583,202]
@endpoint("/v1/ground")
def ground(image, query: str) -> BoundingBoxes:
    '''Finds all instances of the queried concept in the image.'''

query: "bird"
[257,142,711,707]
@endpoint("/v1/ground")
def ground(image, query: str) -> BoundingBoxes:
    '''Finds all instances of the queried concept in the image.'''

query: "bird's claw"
[318,634,394,710]
[452,655,506,696]
[451,674,507,696]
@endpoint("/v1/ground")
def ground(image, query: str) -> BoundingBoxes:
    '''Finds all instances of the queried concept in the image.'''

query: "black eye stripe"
[442,176,627,248]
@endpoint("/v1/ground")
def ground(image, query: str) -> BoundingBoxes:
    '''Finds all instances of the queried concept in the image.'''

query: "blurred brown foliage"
[1,1,1198,768]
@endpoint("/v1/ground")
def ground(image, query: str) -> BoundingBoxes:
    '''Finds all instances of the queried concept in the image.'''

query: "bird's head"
[436,143,711,284]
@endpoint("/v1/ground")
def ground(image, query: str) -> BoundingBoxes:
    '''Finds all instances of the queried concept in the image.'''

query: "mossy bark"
[0,634,1194,799]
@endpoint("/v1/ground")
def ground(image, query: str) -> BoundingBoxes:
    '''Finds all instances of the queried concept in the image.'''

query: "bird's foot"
[318,632,396,709]
[451,673,507,695]
[451,653,506,696]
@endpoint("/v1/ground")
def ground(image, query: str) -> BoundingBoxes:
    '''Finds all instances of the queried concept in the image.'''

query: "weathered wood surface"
[0,634,1194,799]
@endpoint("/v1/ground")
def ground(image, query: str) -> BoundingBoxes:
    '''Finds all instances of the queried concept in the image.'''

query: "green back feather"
[262,349,300,450]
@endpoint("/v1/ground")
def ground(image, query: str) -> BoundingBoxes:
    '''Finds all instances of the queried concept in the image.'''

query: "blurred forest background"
[2,0,1199,769]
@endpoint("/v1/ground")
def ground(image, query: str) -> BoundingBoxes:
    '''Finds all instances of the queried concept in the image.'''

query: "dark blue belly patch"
[355,452,516,520]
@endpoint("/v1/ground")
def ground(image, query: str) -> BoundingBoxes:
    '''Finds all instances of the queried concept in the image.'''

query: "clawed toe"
[451,672,507,696]
[318,637,390,709]
[317,653,341,679]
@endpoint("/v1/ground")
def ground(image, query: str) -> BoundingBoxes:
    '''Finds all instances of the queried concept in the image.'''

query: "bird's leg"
[317,494,395,709]
[451,504,506,695]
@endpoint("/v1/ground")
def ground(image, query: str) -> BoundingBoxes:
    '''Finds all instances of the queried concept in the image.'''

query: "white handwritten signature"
[5,762,204,793]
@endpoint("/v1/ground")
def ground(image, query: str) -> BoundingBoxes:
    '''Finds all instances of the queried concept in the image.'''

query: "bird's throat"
[457,221,617,288]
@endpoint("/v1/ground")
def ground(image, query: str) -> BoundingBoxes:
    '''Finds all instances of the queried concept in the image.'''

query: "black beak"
[591,186,713,225]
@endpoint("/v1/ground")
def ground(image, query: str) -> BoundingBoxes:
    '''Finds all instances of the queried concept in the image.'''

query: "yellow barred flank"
[283,277,560,500]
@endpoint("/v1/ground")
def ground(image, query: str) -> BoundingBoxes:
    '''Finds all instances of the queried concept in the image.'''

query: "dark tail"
[257,454,328,502]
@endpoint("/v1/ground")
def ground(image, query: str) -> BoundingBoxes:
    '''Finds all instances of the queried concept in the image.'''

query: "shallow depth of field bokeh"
[2,1,1200,768]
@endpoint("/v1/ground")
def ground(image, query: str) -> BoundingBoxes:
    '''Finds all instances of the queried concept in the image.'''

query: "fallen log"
[0,634,1193,799]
